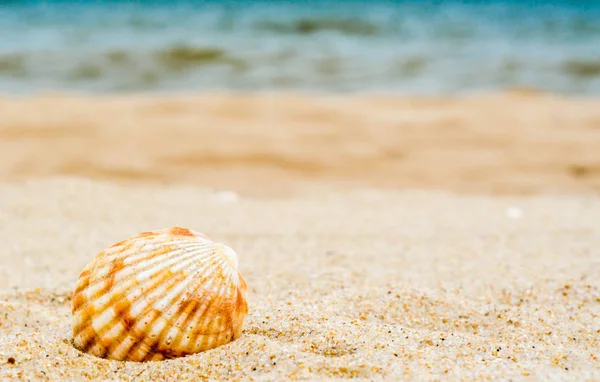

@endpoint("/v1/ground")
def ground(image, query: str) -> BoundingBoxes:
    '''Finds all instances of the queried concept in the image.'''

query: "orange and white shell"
[71,227,248,362]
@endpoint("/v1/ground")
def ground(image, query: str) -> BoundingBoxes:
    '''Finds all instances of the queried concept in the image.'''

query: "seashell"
[71,226,248,362]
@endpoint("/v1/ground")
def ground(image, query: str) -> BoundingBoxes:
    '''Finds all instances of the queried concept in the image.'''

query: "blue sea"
[1,0,599,95]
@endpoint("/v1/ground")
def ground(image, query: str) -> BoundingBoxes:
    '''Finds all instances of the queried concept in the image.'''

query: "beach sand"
[0,92,599,380]
[1,91,600,196]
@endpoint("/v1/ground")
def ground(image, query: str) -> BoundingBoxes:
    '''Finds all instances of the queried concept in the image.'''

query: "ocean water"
[1,0,600,95]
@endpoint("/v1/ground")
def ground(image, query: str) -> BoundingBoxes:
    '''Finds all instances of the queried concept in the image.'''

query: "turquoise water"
[1,0,599,94]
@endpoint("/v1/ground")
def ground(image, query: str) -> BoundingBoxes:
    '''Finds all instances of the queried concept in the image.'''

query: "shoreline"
[1,90,599,197]
[2,86,598,99]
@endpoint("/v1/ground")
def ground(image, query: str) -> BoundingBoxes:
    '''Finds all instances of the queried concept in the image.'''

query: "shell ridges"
[71,226,248,362]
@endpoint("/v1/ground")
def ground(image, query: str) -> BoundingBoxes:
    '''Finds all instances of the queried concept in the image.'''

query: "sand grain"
[0,178,599,380]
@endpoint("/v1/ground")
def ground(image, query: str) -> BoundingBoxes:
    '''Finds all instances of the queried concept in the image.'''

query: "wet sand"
[1,91,599,196]
[0,92,599,380]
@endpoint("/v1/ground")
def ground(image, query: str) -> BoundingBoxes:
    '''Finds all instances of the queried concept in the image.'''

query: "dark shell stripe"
[178,255,238,349]
[156,255,232,354]
[96,240,137,264]
[122,251,225,328]
[73,248,202,335]
[122,246,211,290]
[135,279,224,360]
[72,272,91,313]
[173,285,236,353]
[79,258,196,345]
[76,283,245,361]
[98,242,221,293]
[151,287,221,359]
[97,297,136,359]
[156,283,212,358]
[118,309,163,361]
[112,309,162,361]
[95,234,203,274]
[73,277,135,340]
[75,241,221,315]
[74,262,182,347]
[205,271,235,334]
[73,253,242,360]
[127,307,174,361]
[123,240,213,268]
[72,228,247,361]
[173,264,232,338]
[75,269,186,359]
[80,239,212,292]
[74,269,161,343]
[168,227,199,237]
[189,291,226,352]
[193,255,227,292]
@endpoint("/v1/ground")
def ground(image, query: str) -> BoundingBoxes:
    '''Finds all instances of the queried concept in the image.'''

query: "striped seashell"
[71,226,248,362]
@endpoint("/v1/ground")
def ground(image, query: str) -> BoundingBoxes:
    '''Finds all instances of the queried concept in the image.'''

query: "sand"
[1,91,600,196]
[0,92,599,381]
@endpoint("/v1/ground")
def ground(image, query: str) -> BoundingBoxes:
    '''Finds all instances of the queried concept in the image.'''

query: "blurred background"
[1,0,599,95]
[0,0,599,196]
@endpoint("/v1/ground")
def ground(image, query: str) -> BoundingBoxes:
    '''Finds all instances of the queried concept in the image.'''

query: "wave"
[1,0,600,94]
[0,54,27,76]
[562,59,600,79]
[255,17,381,36]
[155,45,247,72]
[2,46,600,94]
